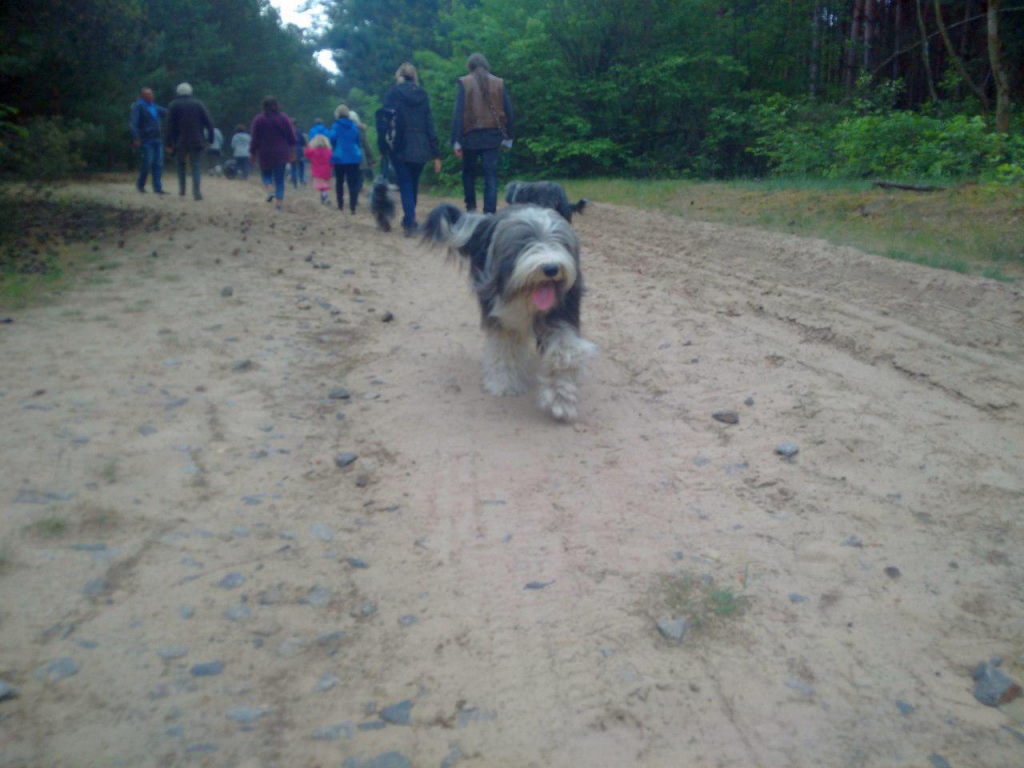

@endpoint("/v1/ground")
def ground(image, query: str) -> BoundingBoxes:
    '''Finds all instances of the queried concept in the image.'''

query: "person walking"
[207,126,224,172]
[382,62,441,235]
[328,104,363,214]
[249,96,296,210]
[230,124,251,180]
[308,118,328,141]
[167,82,214,200]
[348,110,377,186]
[450,53,514,214]
[304,134,333,205]
[129,86,167,194]
[290,120,307,188]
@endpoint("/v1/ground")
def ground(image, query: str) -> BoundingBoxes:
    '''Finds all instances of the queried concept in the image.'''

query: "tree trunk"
[810,4,821,95]
[987,0,1011,132]
[915,0,939,101]
[892,0,902,80]
[959,0,971,58]
[846,0,865,90]
[934,0,988,108]
[863,0,876,70]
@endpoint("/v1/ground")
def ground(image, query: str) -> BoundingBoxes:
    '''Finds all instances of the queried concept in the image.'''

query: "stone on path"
[310,523,333,542]
[191,661,225,677]
[312,722,354,740]
[227,706,269,723]
[711,410,739,425]
[379,700,414,725]
[342,752,412,768]
[218,572,245,589]
[33,657,78,684]
[972,658,1022,706]
[335,452,358,468]
[656,617,689,642]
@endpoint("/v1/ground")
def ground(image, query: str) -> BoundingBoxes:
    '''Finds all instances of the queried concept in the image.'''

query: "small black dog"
[370,178,396,232]
[504,181,588,223]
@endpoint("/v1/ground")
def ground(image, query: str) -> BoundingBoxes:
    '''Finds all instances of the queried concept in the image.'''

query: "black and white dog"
[422,203,597,422]
[504,181,588,223]
[370,178,396,232]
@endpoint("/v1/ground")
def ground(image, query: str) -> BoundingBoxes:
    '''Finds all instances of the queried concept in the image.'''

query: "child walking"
[304,134,333,205]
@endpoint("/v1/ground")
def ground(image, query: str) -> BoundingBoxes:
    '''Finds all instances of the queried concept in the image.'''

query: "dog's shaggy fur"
[422,202,597,422]
[370,179,396,232]
[504,181,588,223]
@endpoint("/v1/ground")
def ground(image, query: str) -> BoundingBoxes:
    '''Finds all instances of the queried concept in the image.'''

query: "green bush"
[0,116,89,180]
[828,113,1003,178]
[749,93,1023,183]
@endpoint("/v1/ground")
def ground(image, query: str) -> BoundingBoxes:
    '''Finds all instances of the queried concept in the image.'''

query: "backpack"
[374,107,405,157]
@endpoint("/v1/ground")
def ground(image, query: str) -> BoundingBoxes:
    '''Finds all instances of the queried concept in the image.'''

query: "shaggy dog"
[370,179,396,232]
[422,203,597,422]
[504,181,588,223]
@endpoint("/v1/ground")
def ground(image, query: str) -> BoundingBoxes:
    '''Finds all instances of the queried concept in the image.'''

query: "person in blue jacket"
[329,104,363,214]
[308,118,328,141]
[129,87,167,194]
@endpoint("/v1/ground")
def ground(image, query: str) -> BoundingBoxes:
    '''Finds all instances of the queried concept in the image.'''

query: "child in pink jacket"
[304,134,333,204]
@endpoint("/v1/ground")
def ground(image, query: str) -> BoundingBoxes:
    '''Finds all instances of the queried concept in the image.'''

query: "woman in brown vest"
[450,53,514,214]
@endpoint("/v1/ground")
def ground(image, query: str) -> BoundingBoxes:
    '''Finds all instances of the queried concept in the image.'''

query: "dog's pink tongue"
[531,284,556,311]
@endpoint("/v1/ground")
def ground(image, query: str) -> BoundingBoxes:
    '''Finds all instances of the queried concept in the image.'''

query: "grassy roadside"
[0,190,150,309]
[556,177,1024,281]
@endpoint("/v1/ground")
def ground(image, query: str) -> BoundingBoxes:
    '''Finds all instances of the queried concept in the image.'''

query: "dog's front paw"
[482,373,528,397]
[538,383,578,422]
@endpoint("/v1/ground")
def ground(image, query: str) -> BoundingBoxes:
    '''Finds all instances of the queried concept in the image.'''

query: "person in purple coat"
[249,96,297,210]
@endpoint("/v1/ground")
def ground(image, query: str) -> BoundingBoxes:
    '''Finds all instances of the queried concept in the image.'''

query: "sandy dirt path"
[1,177,1022,768]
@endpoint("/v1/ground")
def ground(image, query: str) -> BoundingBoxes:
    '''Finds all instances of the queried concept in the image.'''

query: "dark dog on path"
[504,181,588,223]
[370,178,396,232]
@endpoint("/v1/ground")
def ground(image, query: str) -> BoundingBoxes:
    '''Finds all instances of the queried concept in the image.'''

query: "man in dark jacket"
[450,53,514,214]
[129,87,167,194]
[167,82,214,200]
[383,62,442,235]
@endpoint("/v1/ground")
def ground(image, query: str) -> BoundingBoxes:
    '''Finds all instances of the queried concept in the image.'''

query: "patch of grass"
[656,571,750,634]
[0,542,13,570]
[565,177,1024,280]
[124,298,151,313]
[77,503,120,531]
[29,516,69,538]
[0,191,151,309]
[99,459,118,484]
[158,274,181,282]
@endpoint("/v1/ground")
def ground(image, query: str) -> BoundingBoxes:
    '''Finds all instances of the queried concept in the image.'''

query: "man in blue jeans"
[129,87,167,194]
[450,53,514,213]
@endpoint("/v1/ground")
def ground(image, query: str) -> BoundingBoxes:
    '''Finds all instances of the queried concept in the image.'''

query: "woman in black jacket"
[382,62,442,235]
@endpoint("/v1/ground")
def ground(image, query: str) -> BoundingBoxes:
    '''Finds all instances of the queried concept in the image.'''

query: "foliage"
[0,0,1021,181]
[749,94,1024,182]
[1,117,90,180]
[0,0,340,176]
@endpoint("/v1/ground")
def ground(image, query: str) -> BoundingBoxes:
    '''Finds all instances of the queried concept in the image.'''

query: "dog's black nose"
[542,264,559,278]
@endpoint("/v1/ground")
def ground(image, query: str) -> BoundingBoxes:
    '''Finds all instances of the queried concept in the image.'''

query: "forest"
[1,0,1022,182]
